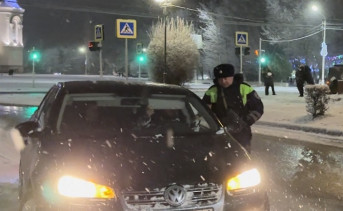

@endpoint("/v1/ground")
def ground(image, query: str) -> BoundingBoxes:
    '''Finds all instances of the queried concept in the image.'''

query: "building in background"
[0,0,24,73]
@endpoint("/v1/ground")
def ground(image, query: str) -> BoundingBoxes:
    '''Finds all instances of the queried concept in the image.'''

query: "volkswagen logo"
[164,185,187,207]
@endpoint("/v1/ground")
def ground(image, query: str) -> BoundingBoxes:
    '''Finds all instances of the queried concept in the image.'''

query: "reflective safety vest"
[205,83,254,106]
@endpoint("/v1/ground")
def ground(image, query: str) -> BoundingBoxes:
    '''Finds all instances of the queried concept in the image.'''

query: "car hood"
[39,130,250,191]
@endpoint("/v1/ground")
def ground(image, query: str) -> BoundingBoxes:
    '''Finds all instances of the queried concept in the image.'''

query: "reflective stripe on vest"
[205,84,254,105]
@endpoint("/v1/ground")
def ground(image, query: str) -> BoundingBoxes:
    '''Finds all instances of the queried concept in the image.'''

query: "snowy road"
[252,133,343,210]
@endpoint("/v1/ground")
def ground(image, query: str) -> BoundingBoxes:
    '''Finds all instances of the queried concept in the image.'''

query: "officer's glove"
[226,117,247,133]
[222,109,247,133]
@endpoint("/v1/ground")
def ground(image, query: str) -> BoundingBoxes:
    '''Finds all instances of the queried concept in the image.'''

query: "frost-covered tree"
[304,84,330,118]
[197,1,264,81]
[197,7,223,77]
[147,17,199,85]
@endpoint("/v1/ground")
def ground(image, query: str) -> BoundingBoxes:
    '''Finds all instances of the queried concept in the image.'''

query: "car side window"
[188,103,211,132]
[36,86,59,128]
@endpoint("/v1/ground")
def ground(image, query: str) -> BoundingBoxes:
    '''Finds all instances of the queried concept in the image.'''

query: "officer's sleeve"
[202,93,211,105]
[202,86,217,106]
[245,90,264,126]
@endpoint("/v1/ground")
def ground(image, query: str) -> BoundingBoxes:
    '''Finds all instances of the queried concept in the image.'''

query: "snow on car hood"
[38,130,249,191]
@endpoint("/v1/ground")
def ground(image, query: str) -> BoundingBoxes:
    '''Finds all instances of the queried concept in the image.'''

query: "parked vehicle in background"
[14,80,269,210]
[326,64,343,94]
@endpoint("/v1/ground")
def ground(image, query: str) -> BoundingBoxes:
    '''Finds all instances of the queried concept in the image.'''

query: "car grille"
[121,184,222,210]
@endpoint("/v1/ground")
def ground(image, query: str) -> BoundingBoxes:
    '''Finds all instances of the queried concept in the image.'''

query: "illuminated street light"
[78,46,86,54]
[311,3,327,85]
[311,5,319,12]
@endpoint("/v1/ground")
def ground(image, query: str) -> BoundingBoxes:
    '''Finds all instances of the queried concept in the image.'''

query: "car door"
[20,86,60,189]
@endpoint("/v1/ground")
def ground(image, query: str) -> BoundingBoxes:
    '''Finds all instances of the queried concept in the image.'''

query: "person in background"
[296,64,315,97]
[263,67,276,95]
[135,105,155,129]
[304,65,315,85]
[202,64,264,153]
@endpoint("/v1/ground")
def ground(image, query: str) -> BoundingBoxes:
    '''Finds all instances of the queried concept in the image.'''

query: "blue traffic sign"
[95,24,104,41]
[116,19,137,39]
[235,31,248,46]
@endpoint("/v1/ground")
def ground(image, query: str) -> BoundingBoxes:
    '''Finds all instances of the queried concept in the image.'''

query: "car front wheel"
[20,196,39,211]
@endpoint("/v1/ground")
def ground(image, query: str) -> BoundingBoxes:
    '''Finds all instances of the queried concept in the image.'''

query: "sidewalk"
[1,76,343,142]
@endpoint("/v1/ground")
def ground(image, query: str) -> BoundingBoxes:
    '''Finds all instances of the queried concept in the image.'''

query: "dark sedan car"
[15,80,269,210]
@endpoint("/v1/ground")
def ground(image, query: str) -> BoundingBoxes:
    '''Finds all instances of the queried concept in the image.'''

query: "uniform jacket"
[202,81,264,128]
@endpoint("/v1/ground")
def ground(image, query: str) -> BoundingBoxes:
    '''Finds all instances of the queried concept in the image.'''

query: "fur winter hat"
[213,64,235,78]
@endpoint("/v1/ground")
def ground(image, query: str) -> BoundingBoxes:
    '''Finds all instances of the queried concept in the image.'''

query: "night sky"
[3,0,343,73]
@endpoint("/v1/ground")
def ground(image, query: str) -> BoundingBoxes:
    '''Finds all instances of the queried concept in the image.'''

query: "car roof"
[57,80,194,96]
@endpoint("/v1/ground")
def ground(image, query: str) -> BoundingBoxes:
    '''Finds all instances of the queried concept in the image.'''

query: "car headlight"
[58,175,116,199]
[227,168,261,191]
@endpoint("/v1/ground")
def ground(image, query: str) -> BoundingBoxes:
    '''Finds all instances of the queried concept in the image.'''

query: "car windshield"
[57,93,219,136]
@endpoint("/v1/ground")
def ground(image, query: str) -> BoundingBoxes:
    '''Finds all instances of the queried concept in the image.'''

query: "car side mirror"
[10,121,39,150]
[15,121,39,137]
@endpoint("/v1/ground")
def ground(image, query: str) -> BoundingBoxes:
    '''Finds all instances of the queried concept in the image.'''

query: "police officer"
[202,64,264,153]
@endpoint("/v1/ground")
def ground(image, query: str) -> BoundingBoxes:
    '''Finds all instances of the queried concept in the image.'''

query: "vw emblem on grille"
[164,185,187,207]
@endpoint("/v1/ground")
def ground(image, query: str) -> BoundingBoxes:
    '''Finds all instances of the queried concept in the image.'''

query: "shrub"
[304,85,330,118]
[147,17,199,85]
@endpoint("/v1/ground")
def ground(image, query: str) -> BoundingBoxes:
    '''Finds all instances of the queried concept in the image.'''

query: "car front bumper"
[34,188,268,211]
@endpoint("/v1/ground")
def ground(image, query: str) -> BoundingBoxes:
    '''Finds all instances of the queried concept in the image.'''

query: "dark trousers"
[265,84,276,95]
[297,82,304,96]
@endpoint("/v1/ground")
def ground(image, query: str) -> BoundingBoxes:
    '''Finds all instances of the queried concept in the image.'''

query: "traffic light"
[136,43,143,54]
[254,49,259,56]
[235,47,250,55]
[244,47,250,55]
[137,54,147,63]
[88,41,100,51]
[235,47,240,56]
[260,56,267,64]
[29,50,41,62]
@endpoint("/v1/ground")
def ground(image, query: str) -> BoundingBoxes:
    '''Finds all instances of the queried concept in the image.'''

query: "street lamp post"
[321,19,327,85]
[32,47,35,88]
[29,46,40,88]
[163,7,167,83]
[312,4,327,85]
[78,46,88,75]
[155,0,172,83]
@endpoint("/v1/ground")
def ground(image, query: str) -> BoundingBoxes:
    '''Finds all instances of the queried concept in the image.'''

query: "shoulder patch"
[253,91,261,100]
[242,82,251,87]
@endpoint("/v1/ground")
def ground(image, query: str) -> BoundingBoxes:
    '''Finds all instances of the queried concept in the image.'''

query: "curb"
[0,103,38,107]
[0,91,47,94]
[257,121,343,137]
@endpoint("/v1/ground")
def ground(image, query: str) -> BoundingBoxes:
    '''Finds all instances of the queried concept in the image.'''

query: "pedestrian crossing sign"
[235,31,248,46]
[95,24,104,42]
[116,19,137,39]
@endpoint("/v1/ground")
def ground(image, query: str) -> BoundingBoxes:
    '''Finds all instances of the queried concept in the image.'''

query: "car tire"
[18,162,23,200]
[264,193,270,211]
[20,195,53,211]
[20,197,36,211]
[19,170,40,211]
